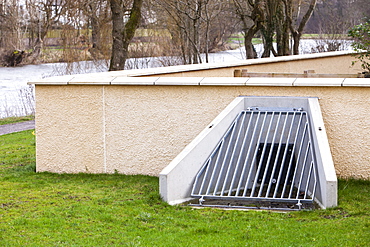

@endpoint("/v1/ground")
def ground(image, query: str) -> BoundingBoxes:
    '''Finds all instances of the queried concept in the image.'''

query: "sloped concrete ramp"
[160,96,337,210]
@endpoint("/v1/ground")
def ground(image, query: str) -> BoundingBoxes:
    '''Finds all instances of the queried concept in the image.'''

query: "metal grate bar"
[220,113,248,196]
[279,113,304,198]
[258,112,281,197]
[243,111,267,197]
[236,111,261,196]
[228,111,255,196]
[191,107,318,210]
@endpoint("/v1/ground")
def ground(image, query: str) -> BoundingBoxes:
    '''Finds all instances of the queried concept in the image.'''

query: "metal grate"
[191,107,318,210]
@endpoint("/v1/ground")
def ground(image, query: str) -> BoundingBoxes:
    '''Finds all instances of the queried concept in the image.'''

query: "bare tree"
[25,0,66,62]
[158,0,205,64]
[202,0,236,62]
[0,0,26,51]
[109,0,143,71]
[232,0,264,59]
[77,0,111,56]
[306,0,369,53]
[156,0,235,64]
[275,1,290,56]
[260,0,280,57]
[233,0,318,58]
[283,0,317,55]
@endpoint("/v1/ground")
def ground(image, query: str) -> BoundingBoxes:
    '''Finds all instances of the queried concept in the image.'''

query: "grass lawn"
[0,129,369,246]
[0,116,34,125]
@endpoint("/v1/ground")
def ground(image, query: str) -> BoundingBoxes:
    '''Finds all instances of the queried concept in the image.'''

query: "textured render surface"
[35,85,105,173]
[103,86,231,175]
[35,83,370,179]
[134,52,364,77]
[322,87,370,179]
[32,51,369,177]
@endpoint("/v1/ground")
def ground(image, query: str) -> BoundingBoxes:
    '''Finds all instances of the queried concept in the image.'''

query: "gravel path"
[0,120,35,136]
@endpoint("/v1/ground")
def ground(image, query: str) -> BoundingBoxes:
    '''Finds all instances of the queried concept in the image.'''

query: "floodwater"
[0,63,54,118]
[0,47,250,118]
[0,39,352,118]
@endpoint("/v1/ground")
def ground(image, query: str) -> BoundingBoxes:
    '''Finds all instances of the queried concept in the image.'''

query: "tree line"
[0,0,368,70]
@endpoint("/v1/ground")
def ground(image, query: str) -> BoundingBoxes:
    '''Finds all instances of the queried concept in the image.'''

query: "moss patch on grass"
[0,130,369,246]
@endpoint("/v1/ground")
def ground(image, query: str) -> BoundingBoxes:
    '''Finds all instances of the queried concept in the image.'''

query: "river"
[0,39,352,118]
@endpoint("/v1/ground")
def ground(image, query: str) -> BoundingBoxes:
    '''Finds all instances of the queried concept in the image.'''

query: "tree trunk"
[109,0,143,71]
[244,26,258,59]
[287,0,317,55]
[90,13,101,50]
[292,31,300,55]
[276,3,290,56]
[261,0,278,58]
[261,27,275,58]
[192,18,200,64]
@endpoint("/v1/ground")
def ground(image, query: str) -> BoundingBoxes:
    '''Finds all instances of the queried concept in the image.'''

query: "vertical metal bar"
[306,113,318,197]
[310,164,318,200]
[272,112,296,198]
[246,111,269,197]
[215,113,245,196]
[192,159,211,195]
[196,138,225,195]
[288,122,308,198]
[212,114,240,195]
[205,134,228,195]
[228,111,254,196]
[227,111,253,196]
[264,112,283,197]
[280,112,304,198]
[276,112,296,187]
[257,112,277,197]
[295,140,311,199]
[304,161,314,199]
[236,111,261,196]
[222,111,250,196]
[274,112,300,198]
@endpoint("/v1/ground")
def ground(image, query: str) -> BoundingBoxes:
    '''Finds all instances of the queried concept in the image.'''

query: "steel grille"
[191,107,318,210]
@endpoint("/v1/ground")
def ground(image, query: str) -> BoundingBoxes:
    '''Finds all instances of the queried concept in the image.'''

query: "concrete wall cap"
[200,77,248,85]
[28,75,74,85]
[294,78,344,87]
[30,76,370,87]
[155,77,204,85]
[246,77,295,86]
[68,74,113,85]
[342,78,370,87]
[111,77,159,85]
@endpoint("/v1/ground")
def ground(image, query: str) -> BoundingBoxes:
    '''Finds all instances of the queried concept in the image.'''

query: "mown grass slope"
[0,130,369,246]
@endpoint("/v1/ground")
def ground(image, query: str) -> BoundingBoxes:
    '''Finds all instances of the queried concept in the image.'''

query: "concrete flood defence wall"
[31,51,370,182]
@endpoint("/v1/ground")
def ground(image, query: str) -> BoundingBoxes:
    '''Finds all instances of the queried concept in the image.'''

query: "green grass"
[227,33,263,46]
[301,34,351,39]
[0,130,369,246]
[0,116,34,125]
